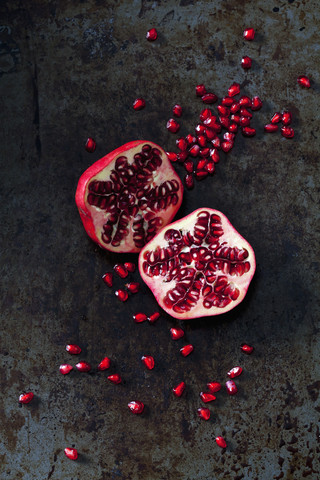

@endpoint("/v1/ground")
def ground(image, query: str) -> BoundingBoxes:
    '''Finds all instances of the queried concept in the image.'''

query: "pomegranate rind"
[75,140,183,253]
[138,208,256,320]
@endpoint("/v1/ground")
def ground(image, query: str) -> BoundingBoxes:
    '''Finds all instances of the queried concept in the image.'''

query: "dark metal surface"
[0,1,319,479]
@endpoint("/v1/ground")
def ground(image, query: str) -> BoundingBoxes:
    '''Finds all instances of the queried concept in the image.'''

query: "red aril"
[217,105,230,116]
[197,135,207,148]
[166,151,178,162]
[184,160,193,173]
[231,114,240,124]
[281,126,294,138]
[85,137,96,153]
[173,381,186,397]
[198,407,210,420]
[64,448,78,460]
[221,96,234,106]
[167,118,180,133]
[251,96,263,110]
[211,138,221,150]
[221,140,233,152]
[205,161,215,174]
[170,326,184,340]
[228,123,238,133]
[102,272,113,287]
[146,28,157,41]
[239,116,251,127]
[223,132,235,142]
[19,392,34,404]
[75,361,91,372]
[184,174,194,190]
[59,364,73,375]
[128,400,144,414]
[126,282,140,293]
[241,56,252,69]
[108,374,122,384]
[76,141,183,253]
[297,75,310,88]
[207,382,221,393]
[66,344,81,355]
[230,101,240,114]
[124,262,136,272]
[180,344,194,357]
[210,148,220,163]
[226,380,238,395]
[195,84,207,96]
[227,366,243,378]
[176,137,188,151]
[141,355,155,370]
[200,392,216,403]
[139,208,256,320]
[133,98,146,110]
[201,93,218,104]
[241,343,254,354]
[219,116,230,129]
[148,312,160,323]
[242,126,256,137]
[173,104,182,117]
[98,357,111,371]
[243,27,255,40]
[133,312,148,323]
[264,124,278,132]
[115,289,128,302]
[215,436,227,448]
[186,133,197,145]
[239,96,252,107]
[189,144,200,157]
[240,108,252,118]
[270,112,282,124]
[177,151,188,162]
[228,83,240,97]
[114,264,128,278]
[281,111,292,125]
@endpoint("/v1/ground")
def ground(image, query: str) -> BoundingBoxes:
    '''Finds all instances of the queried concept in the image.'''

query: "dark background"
[0,1,319,479]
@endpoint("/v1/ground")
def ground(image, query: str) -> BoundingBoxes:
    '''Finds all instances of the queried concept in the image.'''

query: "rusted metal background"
[0,1,319,479]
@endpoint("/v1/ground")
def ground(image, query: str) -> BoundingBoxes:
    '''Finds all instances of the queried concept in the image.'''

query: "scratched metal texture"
[0,0,319,479]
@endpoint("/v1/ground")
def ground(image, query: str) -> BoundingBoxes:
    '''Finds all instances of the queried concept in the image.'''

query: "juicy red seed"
[271,112,282,124]
[201,93,218,104]
[59,364,73,375]
[200,392,216,403]
[197,408,210,420]
[228,82,240,97]
[146,28,157,41]
[223,132,235,142]
[148,312,160,324]
[66,344,81,355]
[228,123,238,133]
[126,282,140,293]
[227,366,243,378]
[219,116,230,129]
[176,137,188,151]
[281,126,294,138]
[264,123,278,132]
[210,148,220,163]
[239,95,252,107]
[114,264,128,278]
[200,147,210,157]
[85,137,96,153]
[205,128,217,140]
[64,448,78,460]
[231,114,240,124]
[124,262,136,273]
[207,382,222,393]
[170,326,184,340]
[195,123,206,134]
[186,133,197,145]
[115,289,128,302]
[133,98,146,110]
[240,107,253,118]
[211,137,221,149]
[141,355,155,370]
[166,118,180,133]
[199,108,213,121]
[128,400,144,414]
[197,135,207,147]
[230,101,240,113]
[189,144,200,157]
[184,174,194,189]
[173,104,182,117]
[281,111,292,125]
[243,27,255,40]
[297,75,310,88]
[221,140,233,152]
[205,161,215,173]
[173,381,186,397]
[239,116,251,127]
[180,344,194,357]
[75,361,91,372]
[195,84,207,96]
[221,96,234,106]
[133,312,148,323]
[184,160,194,173]
[241,343,254,354]
[98,357,111,371]
[251,96,263,110]
[102,272,113,287]
[217,105,230,116]
[241,55,252,69]
[166,151,178,162]
[226,380,238,395]
[108,374,122,384]
[242,126,256,137]
[19,392,34,404]
[196,158,207,171]
[177,151,188,162]
[215,436,227,449]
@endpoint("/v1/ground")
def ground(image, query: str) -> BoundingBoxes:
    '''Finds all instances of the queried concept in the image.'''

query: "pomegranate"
[243,28,255,40]
[141,355,155,370]
[139,208,256,319]
[75,141,183,253]
[170,326,184,340]
[207,381,221,393]
[115,289,128,302]
[133,312,148,323]
[126,281,140,293]
[108,374,122,384]
[241,56,252,69]
[227,366,243,378]
[102,272,113,287]
[200,392,216,403]
[226,380,238,395]
[173,104,183,117]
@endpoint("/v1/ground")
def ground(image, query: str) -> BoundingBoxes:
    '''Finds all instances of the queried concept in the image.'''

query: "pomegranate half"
[138,208,256,319]
[75,141,183,253]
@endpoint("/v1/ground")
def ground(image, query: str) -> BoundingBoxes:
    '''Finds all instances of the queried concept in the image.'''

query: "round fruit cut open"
[75,141,183,253]
[139,208,256,319]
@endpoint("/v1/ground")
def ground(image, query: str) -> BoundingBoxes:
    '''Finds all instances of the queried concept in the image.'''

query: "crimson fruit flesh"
[139,208,256,320]
[75,141,183,253]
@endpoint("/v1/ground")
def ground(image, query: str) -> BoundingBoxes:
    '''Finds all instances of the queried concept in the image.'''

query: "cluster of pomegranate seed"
[103,262,140,302]
[264,110,294,138]
[85,137,96,153]
[60,344,115,375]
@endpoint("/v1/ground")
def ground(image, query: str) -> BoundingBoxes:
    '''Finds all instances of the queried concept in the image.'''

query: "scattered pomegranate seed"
[180,344,194,357]
[223,132,235,142]
[186,133,197,145]
[166,151,178,162]
[240,107,252,118]
[231,114,240,124]
[173,381,186,397]
[133,98,146,110]
[173,104,182,117]
[211,137,221,150]
[124,262,136,273]
[195,84,207,96]
[19,392,34,404]
[297,75,310,88]
[199,108,213,121]
[184,160,194,173]
[148,312,160,324]
[176,137,188,151]
[221,140,233,152]
[240,343,254,354]
[75,361,91,372]
[177,151,188,162]
[219,116,230,129]
[210,148,220,162]
[201,93,218,104]
[242,126,256,137]
[281,111,292,125]
[128,400,144,414]
[98,357,111,371]
[108,374,122,384]
[85,137,96,153]
[194,170,208,181]
[102,272,113,287]
[167,118,180,133]
[226,380,238,395]
[264,123,278,132]
[230,101,240,113]
[227,366,243,378]
[228,82,240,97]
[241,55,252,69]
[170,326,184,340]
[207,382,222,393]
[115,289,128,302]
[126,282,140,293]
[146,28,157,41]
[197,407,210,420]
[184,174,194,189]
[200,392,216,403]
[221,96,234,106]
[64,447,78,460]
[133,312,148,323]
[66,344,81,355]
[59,364,73,375]
[205,161,215,173]
[243,27,255,40]
[270,112,282,124]
[195,123,206,135]
[141,355,155,370]
[114,264,128,278]
[251,96,263,110]
[228,122,238,133]
[239,95,252,107]
[215,436,227,448]
[217,105,229,116]
[281,126,294,138]
[239,116,251,127]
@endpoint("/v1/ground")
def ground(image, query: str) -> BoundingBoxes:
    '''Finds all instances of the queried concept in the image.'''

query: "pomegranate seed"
[297,75,310,88]
[231,114,240,124]
[195,84,207,96]
[197,135,207,148]
[189,144,200,157]
[210,148,220,163]
[251,96,263,111]
[226,380,238,395]
[196,158,207,170]
[126,282,140,293]
[228,122,238,133]
[170,326,184,340]
[166,151,178,162]
[19,392,34,404]
[177,151,188,162]
[194,170,208,181]
[66,344,81,355]
[98,357,111,371]
[217,105,229,116]
[230,101,240,113]
[227,366,243,378]
[64,447,78,460]
[59,364,73,375]
[203,116,217,128]
[166,118,180,133]
[271,112,282,124]
[199,108,213,121]
[200,147,210,157]
[242,126,256,137]
[115,289,128,302]
[102,272,113,287]
[133,312,148,323]
[114,264,128,278]
[239,95,252,107]
[264,123,278,132]
[148,312,160,324]
[221,96,234,106]
[180,344,194,357]
[195,123,206,135]
[205,161,215,174]
[241,55,252,69]
[184,174,194,189]
[85,137,96,153]
[207,382,221,393]
[223,132,235,142]
[186,133,197,145]
[240,107,253,118]
[243,27,255,40]
[215,436,227,448]
[184,160,194,173]
[128,400,144,414]
[197,407,210,420]
[176,137,188,151]
[200,392,216,403]
[124,262,135,272]
[75,361,91,372]
[205,128,217,140]
[201,93,218,104]
[146,28,157,41]
[228,82,240,97]
[141,355,155,370]
[221,140,233,152]
[211,137,221,149]
[281,126,294,138]
[219,116,230,129]
[108,374,122,384]
[241,343,254,354]
[239,116,251,127]
[281,111,292,125]
[173,104,182,117]
[133,98,146,110]
[173,381,186,397]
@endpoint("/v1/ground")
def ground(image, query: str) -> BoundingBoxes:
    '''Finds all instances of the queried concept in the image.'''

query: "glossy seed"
[240,343,254,354]
[202,93,218,104]
[281,126,294,138]
[228,82,240,97]
[297,75,310,88]
[133,312,148,323]
[170,327,184,340]
[124,262,136,273]
[115,289,128,302]
[98,357,111,371]
[126,282,140,293]
[227,366,243,378]
[198,407,210,420]
[215,436,227,448]
[102,272,113,287]
[241,55,252,69]
[226,380,238,395]
[270,112,282,124]
[108,374,122,384]
[180,344,194,357]
[146,28,157,41]
[173,104,183,117]
[114,264,128,278]
[166,118,180,133]
[85,137,96,153]
[281,111,292,125]
[141,355,155,370]
[243,27,255,40]
[59,364,73,375]
[128,400,144,414]
[173,381,186,397]
[148,312,160,324]
[64,447,78,460]
[207,381,222,393]
[264,123,278,132]
[242,126,256,137]
[195,84,207,96]
[66,344,81,355]
[19,392,34,404]
[200,392,216,403]
[133,98,146,110]
[251,96,263,110]
[75,361,91,372]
